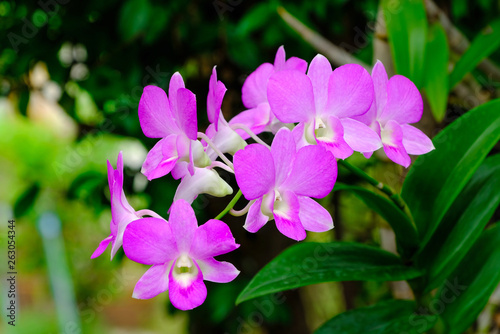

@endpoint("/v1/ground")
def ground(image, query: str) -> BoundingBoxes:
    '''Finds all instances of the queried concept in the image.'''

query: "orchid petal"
[307,54,332,112]
[197,258,240,283]
[242,63,273,108]
[326,64,374,118]
[379,75,423,125]
[273,45,286,71]
[138,85,179,138]
[401,124,435,155]
[173,168,233,204]
[132,263,172,299]
[244,198,270,233]
[169,199,198,253]
[190,219,239,259]
[168,72,185,114]
[273,191,306,241]
[91,234,113,259]
[168,259,207,310]
[372,60,389,116]
[175,88,197,140]
[234,144,275,200]
[267,70,315,123]
[341,118,382,153]
[207,67,227,130]
[141,135,179,181]
[271,128,296,186]
[229,103,271,139]
[123,218,177,265]
[315,116,353,159]
[381,120,411,168]
[297,196,333,232]
[284,57,308,73]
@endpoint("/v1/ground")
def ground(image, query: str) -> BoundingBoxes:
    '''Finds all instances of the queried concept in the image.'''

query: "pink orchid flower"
[234,127,337,241]
[229,46,308,138]
[91,152,162,260]
[353,61,435,167]
[122,199,240,310]
[139,72,210,181]
[267,54,382,159]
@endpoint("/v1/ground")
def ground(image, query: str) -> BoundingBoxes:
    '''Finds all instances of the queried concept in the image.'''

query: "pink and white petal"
[123,218,178,265]
[197,258,240,283]
[207,67,227,130]
[244,198,270,233]
[273,191,306,241]
[341,118,382,153]
[273,45,286,71]
[168,72,185,113]
[141,136,179,181]
[267,70,316,123]
[325,64,374,119]
[132,262,172,299]
[281,144,337,198]
[291,122,310,150]
[91,234,113,259]
[379,75,423,125]
[139,86,179,138]
[271,128,296,185]
[230,103,271,139]
[234,144,275,200]
[371,60,389,116]
[171,161,189,180]
[169,199,199,253]
[168,260,207,310]
[401,124,435,155]
[315,116,353,160]
[381,120,411,168]
[242,63,274,108]
[297,196,333,232]
[208,123,247,157]
[307,54,332,112]
[284,57,308,73]
[175,88,198,140]
[190,219,239,259]
[174,168,233,204]
[363,151,374,159]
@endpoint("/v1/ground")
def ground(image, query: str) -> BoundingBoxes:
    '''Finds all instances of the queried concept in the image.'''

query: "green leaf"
[437,223,500,334]
[315,299,437,334]
[14,183,40,217]
[236,242,423,304]
[334,183,418,259]
[118,0,151,41]
[417,154,500,291]
[423,24,449,123]
[449,19,500,88]
[401,99,500,247]
[382,0,428,87]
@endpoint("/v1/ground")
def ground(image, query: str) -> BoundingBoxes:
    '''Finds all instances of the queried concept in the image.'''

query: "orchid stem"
[337,160,409,214]
[214,190,242,220]
[197,132,234,170]
[230,124,271,148]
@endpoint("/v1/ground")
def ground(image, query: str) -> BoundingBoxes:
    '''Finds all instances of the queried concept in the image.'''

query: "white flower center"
[172,254,198,287]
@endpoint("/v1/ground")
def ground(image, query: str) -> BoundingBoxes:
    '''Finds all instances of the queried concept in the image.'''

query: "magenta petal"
[175,88,197,140]
[273,191,306,241]
[297,196,333,232]
[123,218,177,265]
[379,75,423,125]
[341,118,382,153]
[401,124,435,155]
[244,198,270,233]
[190,219,239,259]
[234,143,275,200]
[91,234,113,259]
[273,45,286,71]
[307,54,332,112]
[230,103,271,139]
[315,116,353,160]
[284,57,308,73]
[372,60,389,116]
[141,135,179,181]
[168,72,186,113]
[207,67,227,130]
[168,260,207,310]
[267,70,315,123]
[326,64,374,118]
[382,120,411,167]
[242,63,274,108]
[282,144,337,198]
[271,128,296,185]
[169,199,198,253]
[132,263,171,299]
[139,86,179,138]
[197,258,240,283]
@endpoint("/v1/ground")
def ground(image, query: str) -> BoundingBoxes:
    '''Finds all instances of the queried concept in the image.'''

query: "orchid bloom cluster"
[92,46,434,310]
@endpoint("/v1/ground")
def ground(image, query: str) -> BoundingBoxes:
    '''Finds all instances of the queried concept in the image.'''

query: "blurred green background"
[1,0,500,333]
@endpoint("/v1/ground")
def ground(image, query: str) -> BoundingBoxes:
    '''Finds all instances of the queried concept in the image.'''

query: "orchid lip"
[172,254,198,287]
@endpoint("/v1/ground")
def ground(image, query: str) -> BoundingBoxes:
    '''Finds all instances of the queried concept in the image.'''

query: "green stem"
[338,160,411,216]
[214,190,242,220]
